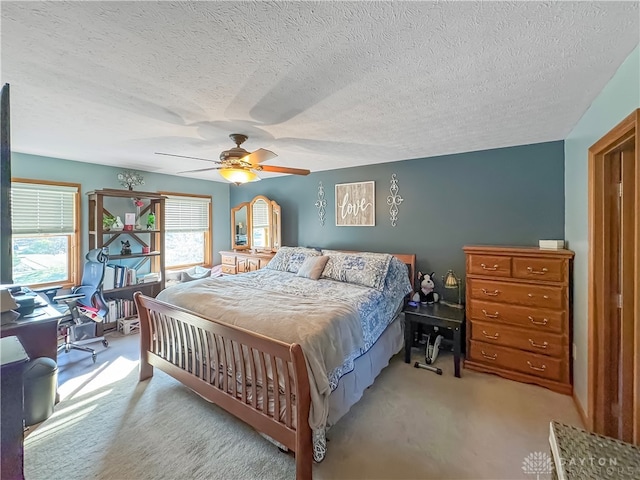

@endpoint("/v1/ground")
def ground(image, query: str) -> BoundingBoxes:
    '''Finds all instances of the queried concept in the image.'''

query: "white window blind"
[252,203,269,227]
[165,195,211,232]
[11,182,77,235]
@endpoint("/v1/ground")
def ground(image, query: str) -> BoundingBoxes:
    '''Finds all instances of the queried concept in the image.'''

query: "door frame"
[588,108,639,443]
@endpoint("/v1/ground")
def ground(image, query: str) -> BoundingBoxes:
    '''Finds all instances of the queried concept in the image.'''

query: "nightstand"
[404,302,465,377]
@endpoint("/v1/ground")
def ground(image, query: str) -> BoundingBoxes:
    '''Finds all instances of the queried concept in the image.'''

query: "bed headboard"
[392,253,416,292]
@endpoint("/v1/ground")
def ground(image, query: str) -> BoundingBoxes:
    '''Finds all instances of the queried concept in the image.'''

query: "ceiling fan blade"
[259,165,310,175]
[176,167,222,174]
[243,148,277,165]
[156,152,222,163]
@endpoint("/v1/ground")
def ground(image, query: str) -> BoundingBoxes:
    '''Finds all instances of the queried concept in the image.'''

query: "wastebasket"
[23,357,58,426]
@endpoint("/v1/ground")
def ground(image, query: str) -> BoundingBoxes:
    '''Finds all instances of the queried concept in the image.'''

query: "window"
[163,192,212,269]
[11,179,80,287]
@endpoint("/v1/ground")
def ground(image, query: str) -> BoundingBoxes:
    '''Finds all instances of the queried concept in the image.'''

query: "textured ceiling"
[2,1,638,182]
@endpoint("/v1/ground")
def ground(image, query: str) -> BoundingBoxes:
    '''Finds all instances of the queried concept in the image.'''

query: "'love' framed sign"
[335,181,375,226]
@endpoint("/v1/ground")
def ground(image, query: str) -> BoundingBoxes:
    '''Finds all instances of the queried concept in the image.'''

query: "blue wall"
[12,141,566,303]
[11,152,231,264]
[232,141,565,297]
[565,45,640,413]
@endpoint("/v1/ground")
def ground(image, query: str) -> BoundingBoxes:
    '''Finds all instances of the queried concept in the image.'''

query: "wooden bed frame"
[134,253,415,480]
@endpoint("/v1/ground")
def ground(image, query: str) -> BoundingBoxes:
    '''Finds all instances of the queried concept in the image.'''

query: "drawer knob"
[527,266,548,275]
[482,309,499,319]
[481,288,500,296]
[481,263,499,271]
[527,361,547,372]
[528,316,549,326]
[482,330,499,340]
[481,350,497,360]
[528,339,549,349]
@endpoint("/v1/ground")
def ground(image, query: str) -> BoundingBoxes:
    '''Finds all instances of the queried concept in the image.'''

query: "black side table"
[404,302,465,377]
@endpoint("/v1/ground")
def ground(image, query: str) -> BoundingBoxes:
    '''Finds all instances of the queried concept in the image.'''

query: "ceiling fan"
[156,133,310,185]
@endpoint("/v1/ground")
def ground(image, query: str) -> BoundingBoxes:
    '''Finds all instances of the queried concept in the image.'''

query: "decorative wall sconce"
[314,181,326,226]
[386,173,403,226]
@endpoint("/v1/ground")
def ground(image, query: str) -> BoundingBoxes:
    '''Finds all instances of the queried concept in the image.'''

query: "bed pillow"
[287,247,323,273]
[265,248,290,272]
[321,250,393,291]
[265,246,323,274]
[296,255,329,280]
[180,266,211,283]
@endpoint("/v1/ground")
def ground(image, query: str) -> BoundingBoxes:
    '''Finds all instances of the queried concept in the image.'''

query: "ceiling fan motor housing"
[220,133,250,162]
[220,147,250,162]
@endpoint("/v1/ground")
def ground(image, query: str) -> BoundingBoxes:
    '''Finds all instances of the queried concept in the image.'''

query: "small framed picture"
[124,213,136,231]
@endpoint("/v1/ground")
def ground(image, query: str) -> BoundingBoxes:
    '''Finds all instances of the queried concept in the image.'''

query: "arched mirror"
[231,202,249,250]
[230,195,281,252]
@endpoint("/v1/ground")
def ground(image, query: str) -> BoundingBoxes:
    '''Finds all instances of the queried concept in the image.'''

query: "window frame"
[10,178,81,289]
[160,191,213,270]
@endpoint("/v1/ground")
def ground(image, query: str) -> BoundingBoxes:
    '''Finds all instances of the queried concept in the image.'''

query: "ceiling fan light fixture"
[219,167,260,185]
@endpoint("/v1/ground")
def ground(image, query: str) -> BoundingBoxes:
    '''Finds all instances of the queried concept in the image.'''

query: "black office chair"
[38,248,110,363]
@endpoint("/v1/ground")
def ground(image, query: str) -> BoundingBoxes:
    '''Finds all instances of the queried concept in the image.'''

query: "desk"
[404,302,465,378]
[1,336,30,480]
[1,303,65,362]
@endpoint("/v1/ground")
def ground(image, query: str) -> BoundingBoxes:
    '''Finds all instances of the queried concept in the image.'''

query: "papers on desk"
[1,310,20,325]
[0,289,20,325]
[1,289,18,312]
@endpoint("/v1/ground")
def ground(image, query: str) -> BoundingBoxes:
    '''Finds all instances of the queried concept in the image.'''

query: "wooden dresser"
[219,250,275,275]
[463,246,574,394]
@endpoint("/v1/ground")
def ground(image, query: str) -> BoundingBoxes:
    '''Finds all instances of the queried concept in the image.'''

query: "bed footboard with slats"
[134,292,313,480]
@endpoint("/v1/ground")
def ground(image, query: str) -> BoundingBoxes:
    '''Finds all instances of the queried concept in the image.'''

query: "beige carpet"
[24,333,582,480]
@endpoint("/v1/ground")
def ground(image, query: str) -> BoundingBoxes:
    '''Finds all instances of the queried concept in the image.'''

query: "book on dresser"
[463,245,575,395]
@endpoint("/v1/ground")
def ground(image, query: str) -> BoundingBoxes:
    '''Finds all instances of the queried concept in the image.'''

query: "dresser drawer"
[467,300,565,333]
[467,254,511,278]
[470,321,564,357]
[513,257,565,283]
[221,255,236,265]
[469,340,563,381]
[469,279,564,310]
[221,265,237,275]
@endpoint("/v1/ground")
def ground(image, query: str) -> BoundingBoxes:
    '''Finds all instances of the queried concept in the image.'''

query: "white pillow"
[296,256,329,280]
